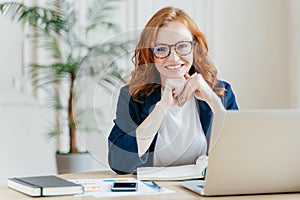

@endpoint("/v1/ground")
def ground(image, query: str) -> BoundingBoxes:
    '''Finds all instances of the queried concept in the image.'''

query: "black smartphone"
[111,182,138,192]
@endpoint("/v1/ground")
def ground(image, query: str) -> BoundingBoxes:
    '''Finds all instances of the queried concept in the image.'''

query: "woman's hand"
[177,73,225,112]
[159,78,186,109]
[176,73,212,106]
[159,73,225,113]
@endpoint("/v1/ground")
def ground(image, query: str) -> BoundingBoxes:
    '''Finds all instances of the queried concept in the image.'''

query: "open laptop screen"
[182,110,300,196]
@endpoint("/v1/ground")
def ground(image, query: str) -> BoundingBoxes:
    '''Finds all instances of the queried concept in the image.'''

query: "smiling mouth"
[165,64,185,70]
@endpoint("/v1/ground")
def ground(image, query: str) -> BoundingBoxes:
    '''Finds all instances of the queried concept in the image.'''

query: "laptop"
[179,109,300,196]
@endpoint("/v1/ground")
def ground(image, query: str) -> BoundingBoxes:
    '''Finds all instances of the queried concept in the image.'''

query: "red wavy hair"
[130,7,224,102]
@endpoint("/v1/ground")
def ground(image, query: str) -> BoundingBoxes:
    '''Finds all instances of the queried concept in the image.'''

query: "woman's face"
[153,21,194,83]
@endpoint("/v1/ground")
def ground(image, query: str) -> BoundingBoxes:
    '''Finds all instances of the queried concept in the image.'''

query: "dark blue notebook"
[7,175,84,196]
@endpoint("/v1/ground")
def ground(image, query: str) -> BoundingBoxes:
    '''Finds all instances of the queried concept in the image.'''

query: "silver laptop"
[180,110,300,196]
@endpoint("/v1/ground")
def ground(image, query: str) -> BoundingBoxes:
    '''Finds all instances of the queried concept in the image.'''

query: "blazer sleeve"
[199,80,238,143]
[108,86,149,174]
[222,81,239,110]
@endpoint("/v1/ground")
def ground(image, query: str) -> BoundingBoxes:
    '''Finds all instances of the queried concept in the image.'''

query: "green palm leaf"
[0,0,130,154]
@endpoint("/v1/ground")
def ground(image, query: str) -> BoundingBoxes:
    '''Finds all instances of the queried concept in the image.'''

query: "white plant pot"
[56,152,92,174]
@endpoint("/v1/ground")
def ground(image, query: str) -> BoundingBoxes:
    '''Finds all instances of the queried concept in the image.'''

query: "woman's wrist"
[208,93,225,113]
[156,101,172,114]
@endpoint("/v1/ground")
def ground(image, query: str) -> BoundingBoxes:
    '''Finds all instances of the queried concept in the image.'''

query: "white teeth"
[165,64,183,69]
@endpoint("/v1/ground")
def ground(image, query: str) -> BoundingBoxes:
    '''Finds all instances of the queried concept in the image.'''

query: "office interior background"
[0,0,299,184]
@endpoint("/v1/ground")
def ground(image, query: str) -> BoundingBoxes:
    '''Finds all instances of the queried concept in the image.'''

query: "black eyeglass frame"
[151,40,196,59]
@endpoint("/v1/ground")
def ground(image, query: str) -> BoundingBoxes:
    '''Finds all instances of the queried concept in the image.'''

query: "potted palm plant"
[0,0,130,173]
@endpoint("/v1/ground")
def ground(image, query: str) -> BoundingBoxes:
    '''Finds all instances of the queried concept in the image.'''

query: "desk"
[1,171,300,200]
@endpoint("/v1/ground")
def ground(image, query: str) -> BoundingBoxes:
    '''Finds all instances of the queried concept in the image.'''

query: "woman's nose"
[167,48,180,61]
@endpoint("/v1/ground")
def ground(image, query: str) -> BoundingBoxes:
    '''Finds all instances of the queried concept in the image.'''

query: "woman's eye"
[177,44,188,50]
[156,46,168,52]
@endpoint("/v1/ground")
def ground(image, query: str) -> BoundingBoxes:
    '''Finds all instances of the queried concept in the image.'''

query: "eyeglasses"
[151,41,195,59]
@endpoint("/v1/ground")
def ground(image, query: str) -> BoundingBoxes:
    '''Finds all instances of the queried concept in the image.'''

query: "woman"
[108,7,238,174]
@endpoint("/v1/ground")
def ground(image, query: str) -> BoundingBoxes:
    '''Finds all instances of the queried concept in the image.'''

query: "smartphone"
[111,182,138,192]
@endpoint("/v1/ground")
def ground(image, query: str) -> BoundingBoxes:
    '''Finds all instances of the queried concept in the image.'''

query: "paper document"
[69,178,174,198]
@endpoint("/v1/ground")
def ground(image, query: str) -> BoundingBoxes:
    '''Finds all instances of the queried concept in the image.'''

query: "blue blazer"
[108,81,238,174]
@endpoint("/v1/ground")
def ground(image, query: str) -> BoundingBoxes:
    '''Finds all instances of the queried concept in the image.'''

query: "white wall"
[0,0,299,184]
[0,11,23,90]
[288,0,300,108]
[209,0,291,109]
[0,0,57,184]
[0,105,57,184]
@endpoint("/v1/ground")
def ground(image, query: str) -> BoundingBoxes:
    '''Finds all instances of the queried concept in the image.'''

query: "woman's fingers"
[161,78,186,107]
[165,78,186,97]
[178,73,198,106]
[178,80,197,106]
[163,73,214,107]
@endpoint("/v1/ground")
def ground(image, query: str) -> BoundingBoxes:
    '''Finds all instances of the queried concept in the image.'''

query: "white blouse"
[153,96,207,167]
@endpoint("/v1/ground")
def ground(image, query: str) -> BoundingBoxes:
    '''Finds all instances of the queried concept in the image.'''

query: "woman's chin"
[168,72,186,79]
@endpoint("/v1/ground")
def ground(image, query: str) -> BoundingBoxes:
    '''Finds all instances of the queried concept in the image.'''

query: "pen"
[151,181,161,191]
